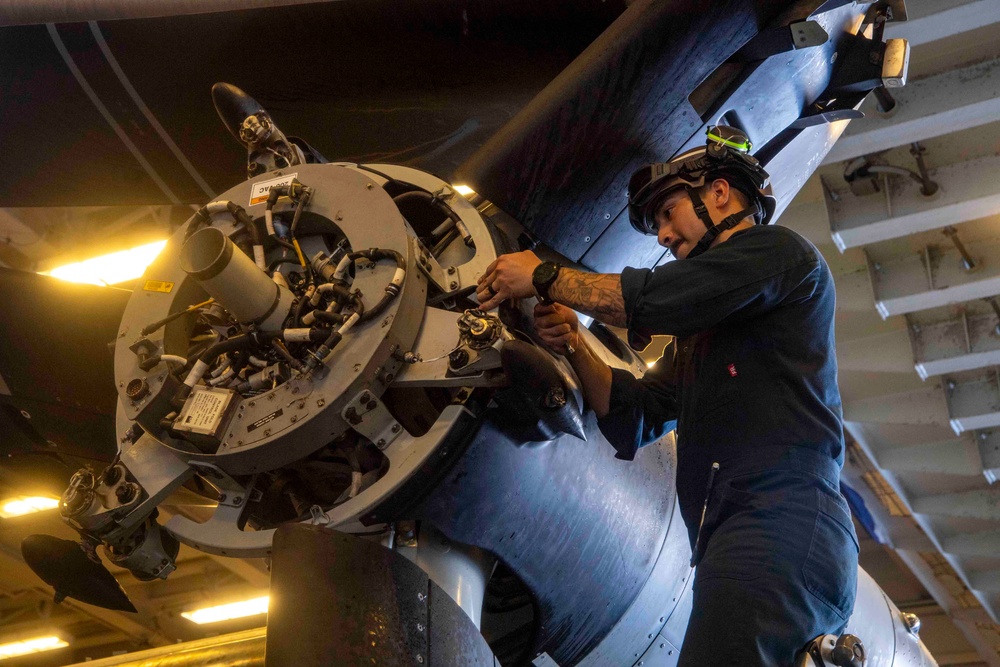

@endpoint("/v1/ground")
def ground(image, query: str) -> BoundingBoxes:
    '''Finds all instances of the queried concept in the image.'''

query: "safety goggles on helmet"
[626,126,775,237]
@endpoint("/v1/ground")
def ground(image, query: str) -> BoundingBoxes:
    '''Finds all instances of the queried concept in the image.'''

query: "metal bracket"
[342,390,403,450]
[730,20,829,62]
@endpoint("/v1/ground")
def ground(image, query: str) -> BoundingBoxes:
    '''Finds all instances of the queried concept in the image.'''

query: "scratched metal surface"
[414,413,677,665]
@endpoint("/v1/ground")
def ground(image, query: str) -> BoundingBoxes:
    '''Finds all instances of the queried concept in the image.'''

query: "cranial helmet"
[626,126,776,258]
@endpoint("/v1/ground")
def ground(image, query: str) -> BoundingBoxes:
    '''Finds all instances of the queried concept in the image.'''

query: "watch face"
[534,262,559,285]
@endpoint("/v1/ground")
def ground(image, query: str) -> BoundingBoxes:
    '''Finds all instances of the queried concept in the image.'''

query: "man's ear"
[710,178,731,207]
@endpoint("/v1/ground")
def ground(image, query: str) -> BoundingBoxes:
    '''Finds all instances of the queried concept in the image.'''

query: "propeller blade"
[21,535,137,613]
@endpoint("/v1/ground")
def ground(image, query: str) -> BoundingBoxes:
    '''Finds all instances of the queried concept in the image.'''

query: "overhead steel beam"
[896,549,1000,667]
[912,311,1000,379]
[981,431,1000,485]
[843,385,950,426]
[208,556,270,590]
[970,570,1000,593]
[838,328,914,373]
[0,0,343,26]
[876,436,986,476]
[945,373,1000,434]
[781,200,834,248]
[911,488,1000,521]
[834,268,881,312]
[868,237,1000,318]
[885,0,1000,47]
[942,529,1000,558]
[824,57,1000,165]
[829,155,1000,251]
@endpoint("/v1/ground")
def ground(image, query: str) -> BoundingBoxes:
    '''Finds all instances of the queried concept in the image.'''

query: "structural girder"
[885,0,1000,47]
[868,235,1000,318]
[876,436,986,477]
[912,311,1000,380]
[824,57,1000,165]
[830,155,1000,251]
[946,373,1000,435]
[911,488,1000,521]
[942,529,1000,557]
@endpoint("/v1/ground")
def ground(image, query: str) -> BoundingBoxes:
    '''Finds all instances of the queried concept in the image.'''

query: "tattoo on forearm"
[551,269,627,327]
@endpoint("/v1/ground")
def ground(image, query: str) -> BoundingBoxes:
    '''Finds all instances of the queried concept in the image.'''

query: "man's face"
[654,189,708,260]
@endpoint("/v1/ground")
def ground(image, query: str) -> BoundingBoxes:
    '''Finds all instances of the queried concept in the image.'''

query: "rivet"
[584,236,591,242]
[417,592,426,601]
[366,183,374,190]
[450,281,458,289]
[264,429,271,436]
[447,266,456,274]
[249,401,256,407]
[416,657,423,664]
[416,623,424,632]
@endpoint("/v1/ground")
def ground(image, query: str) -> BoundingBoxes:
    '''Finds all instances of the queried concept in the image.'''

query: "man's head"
[627,126,775,259]
[652,178,753,259]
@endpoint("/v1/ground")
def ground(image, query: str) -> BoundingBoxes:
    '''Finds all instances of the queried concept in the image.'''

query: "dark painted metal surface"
[267,524,495,667]
[414,412,677,665]
[456,0,863,268]
[0,0,625,208]
[0,269,127,467]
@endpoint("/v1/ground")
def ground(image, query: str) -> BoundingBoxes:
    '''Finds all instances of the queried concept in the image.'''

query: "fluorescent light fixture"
[0,495,60,519]
[0,636,69,660]
[181,595,269,624]
[41,239,167,286]
[452,184,475,196]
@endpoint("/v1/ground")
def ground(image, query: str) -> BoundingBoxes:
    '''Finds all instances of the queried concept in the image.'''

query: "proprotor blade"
[21,534,137,613]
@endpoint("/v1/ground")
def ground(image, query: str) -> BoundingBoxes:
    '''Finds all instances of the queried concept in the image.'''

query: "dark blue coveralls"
[596,224,859,667]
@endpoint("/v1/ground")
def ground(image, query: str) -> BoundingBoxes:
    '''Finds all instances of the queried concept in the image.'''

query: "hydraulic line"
[140,299,214,336]
[348,249,406,324]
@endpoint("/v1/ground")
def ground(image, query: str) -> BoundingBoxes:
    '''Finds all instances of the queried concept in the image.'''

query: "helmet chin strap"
[684,188,758,259]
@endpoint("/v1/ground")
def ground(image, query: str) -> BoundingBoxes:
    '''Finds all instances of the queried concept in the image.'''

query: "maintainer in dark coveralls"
[476,126,860,667]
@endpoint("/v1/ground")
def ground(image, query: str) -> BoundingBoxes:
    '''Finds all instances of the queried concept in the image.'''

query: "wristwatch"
[532,261,562,305]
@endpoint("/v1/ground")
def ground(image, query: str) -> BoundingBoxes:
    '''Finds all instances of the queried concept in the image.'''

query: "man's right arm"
[565,336,614,417]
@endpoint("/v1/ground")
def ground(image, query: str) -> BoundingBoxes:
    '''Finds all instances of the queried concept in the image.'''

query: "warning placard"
[249,173,298,206]
[177,387,232,435]
[143,280,174,293]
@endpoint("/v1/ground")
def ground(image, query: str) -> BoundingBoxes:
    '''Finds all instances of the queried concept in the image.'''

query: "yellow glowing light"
[41,240,168,286]
[0,636,68,660]
[181,596,270,624]
[452,184,475,196]
[0,496,60,519]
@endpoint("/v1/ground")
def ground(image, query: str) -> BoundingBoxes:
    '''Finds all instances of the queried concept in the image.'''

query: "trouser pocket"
[802,487,859,619]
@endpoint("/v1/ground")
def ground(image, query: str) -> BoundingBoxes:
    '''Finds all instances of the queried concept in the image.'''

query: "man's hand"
[476,250,541,310]
[534,303,579,356]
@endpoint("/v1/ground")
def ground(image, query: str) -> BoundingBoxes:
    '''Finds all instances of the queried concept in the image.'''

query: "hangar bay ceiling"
[0,0,998,665]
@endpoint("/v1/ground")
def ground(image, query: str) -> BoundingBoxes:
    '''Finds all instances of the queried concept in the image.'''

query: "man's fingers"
[478,260,499,284]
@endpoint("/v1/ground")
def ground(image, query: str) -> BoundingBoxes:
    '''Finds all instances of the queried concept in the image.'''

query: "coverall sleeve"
[620,228,818,347]
[596,340,679,461]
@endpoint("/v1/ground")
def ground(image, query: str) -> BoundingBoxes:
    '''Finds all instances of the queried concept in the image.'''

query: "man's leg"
[677,476,857,667]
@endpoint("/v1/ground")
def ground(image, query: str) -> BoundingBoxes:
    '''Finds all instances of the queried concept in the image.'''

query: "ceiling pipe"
[0,0,343,26]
